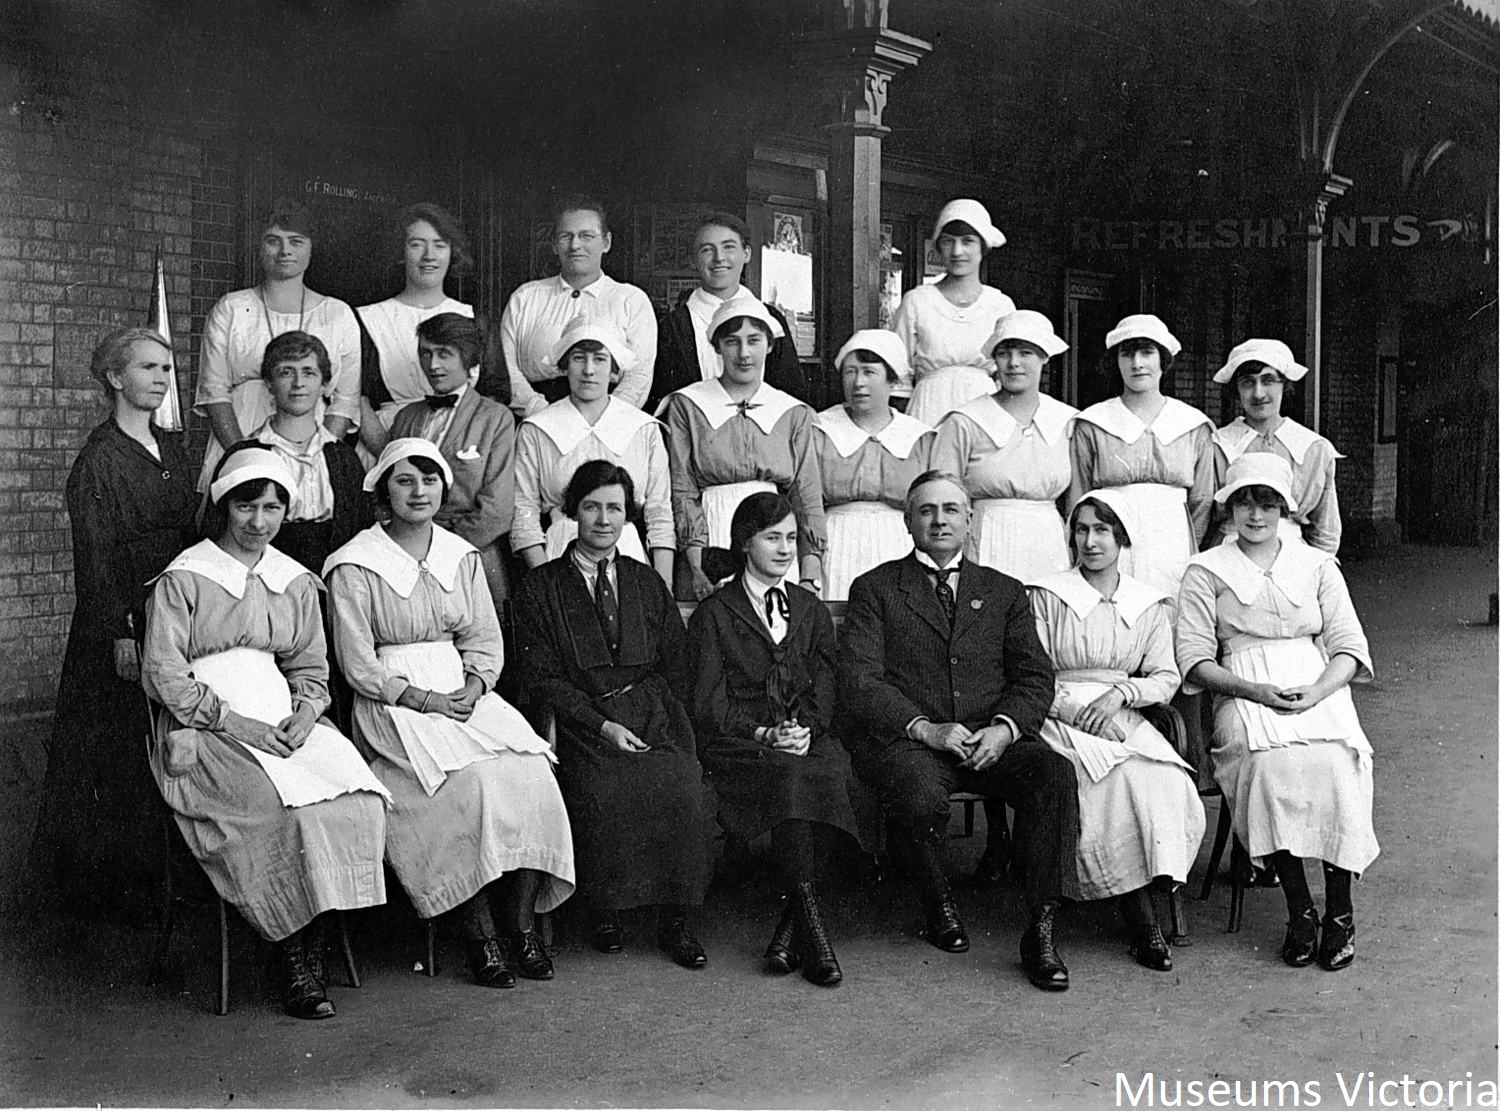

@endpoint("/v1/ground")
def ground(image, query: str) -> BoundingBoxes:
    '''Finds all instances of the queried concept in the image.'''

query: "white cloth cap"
[363,436,456,493]
[1105,314,1182,358]
[1214,452,1300,513]
[833,329,912,380]
[933,198,1006,249]
[1213,338,1309,384]
[985,309,1068,359]
[707,295,786,341]
[1069,487,1144,550]
[209,445,298,505]
[549,316,638,374]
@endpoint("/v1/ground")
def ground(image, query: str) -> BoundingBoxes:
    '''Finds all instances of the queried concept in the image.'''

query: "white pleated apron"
[824,501,911,602]
[969,497,1070,582]
[701,480,777,549]
[1222,636,1373,758]
[906,366,994,426]
[379,639,555,797]
[1043,669,1196,783]
[543,514,648,563]
[190,647,391,808]
[1111,483,1193,597]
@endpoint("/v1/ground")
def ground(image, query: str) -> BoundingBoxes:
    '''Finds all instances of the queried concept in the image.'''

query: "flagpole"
[148,245,183,431]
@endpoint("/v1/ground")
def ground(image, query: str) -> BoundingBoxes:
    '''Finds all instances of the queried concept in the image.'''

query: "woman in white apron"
[935,310,1078,583]
[813,329,934,602]
[356,203,476,459]
[659,297,825,601]
[890,198,1016,425]
[1068,314,1215,600]
[141,446,390,1020]
[1028,489,1204,973]
[194,202,361,491]
[1177,454,1378,972]
[325,439,575,990]
[1210,338,1344,553]
[514,319,674,586]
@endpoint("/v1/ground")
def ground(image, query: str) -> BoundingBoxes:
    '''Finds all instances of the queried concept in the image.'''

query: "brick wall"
[0,46,237,713]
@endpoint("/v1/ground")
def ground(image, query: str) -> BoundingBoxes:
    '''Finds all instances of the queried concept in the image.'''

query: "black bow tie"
[765,585,790,626]
[424,392,459,410]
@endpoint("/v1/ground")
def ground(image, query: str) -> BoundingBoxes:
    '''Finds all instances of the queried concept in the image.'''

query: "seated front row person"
[142,445,390,1020]
[1176,453,1377,972]
[324,438,575,991]
[1028,489,1205,974]
[514,459,712,969]
[839,470,1077,992]
[390,312,515,608]
[251,330,372,573]
[686,492,866,987]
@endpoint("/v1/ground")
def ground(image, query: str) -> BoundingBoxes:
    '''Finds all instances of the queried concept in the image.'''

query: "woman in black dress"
[685,492,864,986]
[30,326,197,917]
[513,460,713,969]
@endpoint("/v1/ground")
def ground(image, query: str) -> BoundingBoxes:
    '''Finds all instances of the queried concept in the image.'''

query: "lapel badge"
[970,599,983,610]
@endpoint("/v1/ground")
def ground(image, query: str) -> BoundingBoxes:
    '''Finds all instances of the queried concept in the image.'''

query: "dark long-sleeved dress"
[685,579,863,846]
[30,419,197,911]
[514,552,712,910]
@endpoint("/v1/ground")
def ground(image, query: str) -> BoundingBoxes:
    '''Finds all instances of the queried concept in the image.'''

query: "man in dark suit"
[839,470,1079,991]
[647,211,810,411]
[390,312,516,608]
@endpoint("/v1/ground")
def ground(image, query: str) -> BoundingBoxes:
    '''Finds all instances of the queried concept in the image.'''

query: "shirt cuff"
[380,675,411,705]
[905,715,929,740]
[988,714,1019,739]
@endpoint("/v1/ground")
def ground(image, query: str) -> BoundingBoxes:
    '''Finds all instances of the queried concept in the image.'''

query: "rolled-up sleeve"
[1174,564,1222,696]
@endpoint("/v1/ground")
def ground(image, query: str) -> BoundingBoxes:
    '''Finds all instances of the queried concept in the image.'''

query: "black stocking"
[1322,862,1353,918]
[1271,850,1315,916]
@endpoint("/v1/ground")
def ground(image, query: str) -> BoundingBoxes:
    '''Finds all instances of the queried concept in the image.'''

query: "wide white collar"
[814,405,933,460]
[675,378,803,434]
[687,285,743,324]
[322,523,476,598]
[1188,539,1334,608]
[1213,417,1340,466]
[1029,567,1166,627]
[1076,396,1211,446]
[161,538,313,599]
[949,392,1078,448]
[524,395,656,456]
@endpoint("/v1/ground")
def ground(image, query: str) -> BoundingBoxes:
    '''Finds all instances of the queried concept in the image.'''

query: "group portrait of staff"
[30,189,1377,1021]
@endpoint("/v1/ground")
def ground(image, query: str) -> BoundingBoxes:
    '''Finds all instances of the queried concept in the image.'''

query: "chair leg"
[425,919,438,978]
[1227,867,1245,934]
[147,820,177,986]
[538,911,554,949]
[1167,883,1191,946]
[1200,800,1232,901]
[337,912,360,988]
[216,897,230,1016]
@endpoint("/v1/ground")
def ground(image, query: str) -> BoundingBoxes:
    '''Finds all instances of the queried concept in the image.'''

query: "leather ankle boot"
[1317,911,1355,971]
[909,830,969,953]
[1019,902,1069,992]
[274,930,335,1019]
[791,882,841,986]
[763,897,800,974]
[1282,906,1320,968]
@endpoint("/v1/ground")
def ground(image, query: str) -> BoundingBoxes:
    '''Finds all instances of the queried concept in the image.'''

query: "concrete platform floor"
[2,545,1495,1109]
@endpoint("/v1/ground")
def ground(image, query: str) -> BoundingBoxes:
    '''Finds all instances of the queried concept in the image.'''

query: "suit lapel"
[611,557,653,667]
[950,564,991,643]
[898,555,951,639]
[439,389,482,456]
[556,558,617,670]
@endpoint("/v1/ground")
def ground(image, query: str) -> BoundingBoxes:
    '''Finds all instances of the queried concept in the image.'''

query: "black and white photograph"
[1,0,1496,1107]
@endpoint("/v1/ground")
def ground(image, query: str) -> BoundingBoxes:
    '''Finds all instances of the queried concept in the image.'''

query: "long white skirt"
[1040,679,1205,900]
[1112,483,1194,598]
[370,639,574,918]
[1212,636,1378,874]
[907,365,994,427]
[824,501,911,602]
[969,497,1070,583]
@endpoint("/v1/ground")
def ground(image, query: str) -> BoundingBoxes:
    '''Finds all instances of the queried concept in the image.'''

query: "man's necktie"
[423,392,459,410]
[594,555,620,653]
[927,565,957,625]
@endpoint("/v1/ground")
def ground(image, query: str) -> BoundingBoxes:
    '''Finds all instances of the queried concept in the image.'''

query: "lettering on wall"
[1071,214,1485,251]
[303,179,398,205]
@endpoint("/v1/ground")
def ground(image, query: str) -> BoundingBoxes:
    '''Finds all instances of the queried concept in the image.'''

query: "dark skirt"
[697,730,864,848]
[30,630,161,912]
[555,679,713,910]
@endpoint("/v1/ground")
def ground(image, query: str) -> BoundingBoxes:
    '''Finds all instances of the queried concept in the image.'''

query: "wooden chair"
[1139,703,1193,944]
